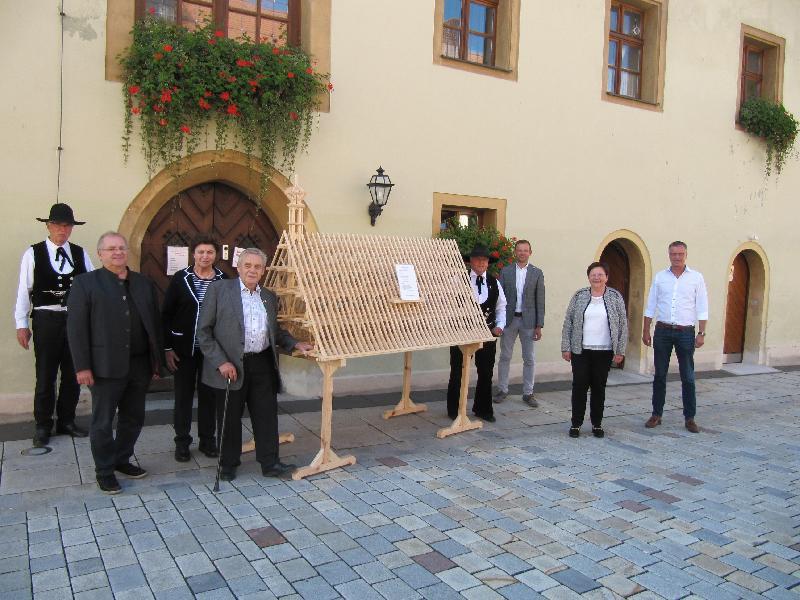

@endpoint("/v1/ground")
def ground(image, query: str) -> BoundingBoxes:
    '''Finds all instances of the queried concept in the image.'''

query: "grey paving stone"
[0,569,31,592]
[292,575,339,600]
[74,588,115,600]
[633,572,690,600]
[336,578,384,600]
[175,551,216,577]
[299,542,339,566]
[497,583,545,599]
[32,567,70,592]
[106,564,147,592]
[263,542,301,563]
[550,567,601,593]
[0,555,28,575]
[374,576,423,599]
[487,553,533,576]
[72,570,110,593]
[316,559,360,586]
[186,570,227,594]
[515,569,559,593]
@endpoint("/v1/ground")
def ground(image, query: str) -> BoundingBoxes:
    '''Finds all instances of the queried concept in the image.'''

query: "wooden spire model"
[265,182,494,480]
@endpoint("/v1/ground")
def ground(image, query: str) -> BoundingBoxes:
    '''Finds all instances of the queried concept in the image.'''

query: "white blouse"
[582,295,612,350]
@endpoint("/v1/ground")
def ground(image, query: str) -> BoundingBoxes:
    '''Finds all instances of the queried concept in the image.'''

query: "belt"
[655,322,694,331]
[243,348,271,358]
[514,312,523,317]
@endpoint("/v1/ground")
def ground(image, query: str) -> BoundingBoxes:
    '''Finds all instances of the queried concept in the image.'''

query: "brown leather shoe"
[685,419,700,433]
[645,415,662,428]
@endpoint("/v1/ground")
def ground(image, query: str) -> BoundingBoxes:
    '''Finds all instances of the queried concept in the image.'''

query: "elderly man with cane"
[197,248,312,483]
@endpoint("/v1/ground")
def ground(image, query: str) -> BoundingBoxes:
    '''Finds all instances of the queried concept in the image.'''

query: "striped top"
[190,270,225,346]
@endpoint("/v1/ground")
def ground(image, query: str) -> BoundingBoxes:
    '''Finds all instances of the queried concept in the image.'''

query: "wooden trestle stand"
[258,181,493,480]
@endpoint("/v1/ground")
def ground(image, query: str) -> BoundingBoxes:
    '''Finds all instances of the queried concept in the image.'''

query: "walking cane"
[213,378,232,493]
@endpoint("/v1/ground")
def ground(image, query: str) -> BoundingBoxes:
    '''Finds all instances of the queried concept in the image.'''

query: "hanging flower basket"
[739,98,798,177]
[119,15,332,196]
[438,219,517,278]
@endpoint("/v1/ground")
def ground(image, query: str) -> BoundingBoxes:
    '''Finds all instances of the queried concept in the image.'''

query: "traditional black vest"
[478,273,500,329]
[30,241,88,307]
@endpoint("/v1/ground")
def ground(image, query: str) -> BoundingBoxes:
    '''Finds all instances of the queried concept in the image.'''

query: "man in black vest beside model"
[447,246,507,423]
[14,203,94,447]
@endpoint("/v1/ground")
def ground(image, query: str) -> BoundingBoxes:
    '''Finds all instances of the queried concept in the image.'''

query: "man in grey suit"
[67,232,164,494]
[197,248,312,482]
[495,240,545,407]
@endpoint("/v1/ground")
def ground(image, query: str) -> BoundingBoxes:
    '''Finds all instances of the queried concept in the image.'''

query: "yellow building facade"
[1,0,798,412]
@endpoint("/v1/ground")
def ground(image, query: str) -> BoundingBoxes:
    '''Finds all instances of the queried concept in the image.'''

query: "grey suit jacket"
[196,278,297,391]
[499,263,545,329]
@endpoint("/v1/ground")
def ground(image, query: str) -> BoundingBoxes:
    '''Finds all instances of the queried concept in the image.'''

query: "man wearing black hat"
[447,246,507,422]
[15,203,94,447]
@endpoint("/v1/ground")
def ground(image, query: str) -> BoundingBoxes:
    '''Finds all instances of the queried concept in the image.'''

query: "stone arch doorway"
[723,245,769,365]
[141,182,280,299]
[596,231,651,373]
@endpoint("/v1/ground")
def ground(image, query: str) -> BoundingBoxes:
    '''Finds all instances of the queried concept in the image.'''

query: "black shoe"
[475,413,496,423]
[97,474,122,494]
[56,421,88,438]
[262,461,296,477]
[198,441,219,458]
[219,468,236,482]
[33,427,51,448]
[592,426,605,438]
[447,413,458,420]
[115,463,148,479]
[174,446,191,462]
[569,427,580,438]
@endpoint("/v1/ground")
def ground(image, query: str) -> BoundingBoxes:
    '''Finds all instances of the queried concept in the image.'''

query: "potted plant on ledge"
[739,97,798,177]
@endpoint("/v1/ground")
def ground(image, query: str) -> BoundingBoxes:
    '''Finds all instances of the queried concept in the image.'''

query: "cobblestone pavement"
[0,370,798,599]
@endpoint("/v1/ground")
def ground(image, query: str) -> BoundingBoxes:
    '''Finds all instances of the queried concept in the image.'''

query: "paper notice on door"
[166,246,189,275]
[231,246,246,268]
[395,264,420,301]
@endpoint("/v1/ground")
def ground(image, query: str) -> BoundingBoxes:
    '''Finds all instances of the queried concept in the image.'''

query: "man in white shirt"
[642,241,708,433]
[15,203,94,447]
[446,246,507,423]
[495,240,545,407]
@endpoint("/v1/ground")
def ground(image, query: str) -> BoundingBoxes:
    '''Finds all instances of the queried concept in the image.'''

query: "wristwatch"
[697,331,706,336]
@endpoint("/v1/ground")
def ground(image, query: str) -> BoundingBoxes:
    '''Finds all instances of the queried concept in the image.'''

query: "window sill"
[602,91,662,112]
[439,55,513,73]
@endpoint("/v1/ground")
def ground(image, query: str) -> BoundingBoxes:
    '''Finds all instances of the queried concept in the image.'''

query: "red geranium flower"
[214,30,225,37]
[248,80,258,87]
[226,104,239,116]
[286,72,295,78]
[160,89,172,103]
[236,59,254,67]
[198,98,211,110]
[207,39,216,46]
[219,91,230,101]
[128,85,140,95]
[327,82,334,91]
[158,118,168,126]
[289,111,298,121]
[152,103,164,113]
[490,251,500,259]
[148,6,155,14]
[272,47,280,55]
[131,106,141,115]
[180,124,191,134]
[154,52,163,60]
[305,67,313,74]
[227,76,237,83]
[203,90,213,98]
[163,44,173,52]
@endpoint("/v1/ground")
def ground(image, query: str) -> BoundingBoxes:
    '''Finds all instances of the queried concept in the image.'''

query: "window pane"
[260,17,287,44]
[610,6,619,31]
[467,34,494,65]
[607,67,616,93]
[621,43,641,71]
[608,40,618,66]
[146,0,177,21]
[261,0,289,18]
[469,3,495,35]
[623,10,642,37]
[444,0,462,27]
[229,0,257,11]
[619,71,640,98]
[443,27,461,58]
[746,50,763,74]
[228,11,257,40]
[744,79,761,101]
[181,2,212,30]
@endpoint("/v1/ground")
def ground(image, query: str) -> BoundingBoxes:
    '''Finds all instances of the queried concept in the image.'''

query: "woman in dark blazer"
[162,234,226,462]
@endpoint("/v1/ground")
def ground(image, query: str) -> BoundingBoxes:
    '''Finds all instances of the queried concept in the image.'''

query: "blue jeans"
[651,327,696,419]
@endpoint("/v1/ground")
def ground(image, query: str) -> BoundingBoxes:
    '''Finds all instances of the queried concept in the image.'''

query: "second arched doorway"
[597,233,650,373]
[723,247,768,365]
[141,182,280,298]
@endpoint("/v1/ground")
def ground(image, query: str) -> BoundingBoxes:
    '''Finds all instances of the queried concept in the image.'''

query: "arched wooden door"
[600,241,630,368]
[723,253,749,363]
[141,182,280,299]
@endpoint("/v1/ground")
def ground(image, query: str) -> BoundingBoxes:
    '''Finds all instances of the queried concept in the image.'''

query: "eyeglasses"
[100,246,127,252]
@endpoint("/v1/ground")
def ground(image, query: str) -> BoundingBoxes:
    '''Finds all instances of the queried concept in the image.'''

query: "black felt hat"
[36,203,86,225]
[466,245,498,263]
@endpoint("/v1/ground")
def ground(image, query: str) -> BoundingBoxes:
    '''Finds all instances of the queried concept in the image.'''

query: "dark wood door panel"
[724,253,749,356]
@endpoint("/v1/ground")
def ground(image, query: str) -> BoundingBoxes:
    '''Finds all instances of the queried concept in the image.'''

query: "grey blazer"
[499,263,545,329]
[196,278,297,391]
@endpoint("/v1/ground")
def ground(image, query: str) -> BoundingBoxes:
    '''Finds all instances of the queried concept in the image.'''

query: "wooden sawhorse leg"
[293,359,356,480]
[383,351,427,419]
[437,342,484,438]
[242,431,294,454]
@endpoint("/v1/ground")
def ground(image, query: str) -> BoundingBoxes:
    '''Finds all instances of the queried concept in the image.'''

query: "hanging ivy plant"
[119,15,332,196]
[739,97,798,177]
[438,219,517,278]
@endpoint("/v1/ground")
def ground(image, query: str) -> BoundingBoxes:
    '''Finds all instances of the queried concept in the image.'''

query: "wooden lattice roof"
[265,229,494,361]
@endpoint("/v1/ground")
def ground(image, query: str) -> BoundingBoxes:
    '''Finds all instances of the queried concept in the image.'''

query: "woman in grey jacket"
[561,262,628,438]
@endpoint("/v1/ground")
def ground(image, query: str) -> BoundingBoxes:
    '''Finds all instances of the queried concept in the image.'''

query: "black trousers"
[89,355,151,476]
[216,350,279,470]
[447,341,496,418]
[570,349,613,427]
[173,349,216,448]
[31,310,80,430]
